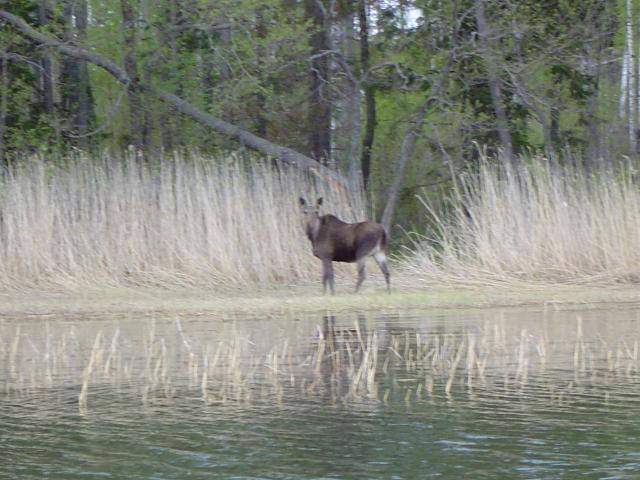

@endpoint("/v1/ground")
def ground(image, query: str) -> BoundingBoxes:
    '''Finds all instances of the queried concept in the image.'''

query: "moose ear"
[299,197,306,206]
[316,197,323,207]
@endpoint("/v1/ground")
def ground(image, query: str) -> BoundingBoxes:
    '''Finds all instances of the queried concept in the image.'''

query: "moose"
[299,197,390,294]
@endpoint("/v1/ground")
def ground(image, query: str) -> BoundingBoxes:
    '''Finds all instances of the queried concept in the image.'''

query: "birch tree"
[620,0,637,153]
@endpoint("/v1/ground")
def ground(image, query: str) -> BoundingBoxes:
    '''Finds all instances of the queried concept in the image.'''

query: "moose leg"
[322,259,335,295]
[355,257,366,293]
[374,252,391,293]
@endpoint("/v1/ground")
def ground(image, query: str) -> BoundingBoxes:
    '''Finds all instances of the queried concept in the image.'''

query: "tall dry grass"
[0,154,363,289]
[401,155,640,283]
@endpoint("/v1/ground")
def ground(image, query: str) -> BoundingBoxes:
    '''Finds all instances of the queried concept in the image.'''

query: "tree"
[473,0,513,161]
[305,0,332,163]
[120,0,143,149]
[60,0,94,145]
[359,0,376,188]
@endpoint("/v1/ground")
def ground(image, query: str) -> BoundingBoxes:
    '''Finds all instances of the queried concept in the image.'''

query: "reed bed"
[400,155,640,284]
[2,313,638,411]
[0,154,363,289]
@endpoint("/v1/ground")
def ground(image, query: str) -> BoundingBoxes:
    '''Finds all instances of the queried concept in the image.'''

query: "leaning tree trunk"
[380,102,428,232]
[380,39,458,233]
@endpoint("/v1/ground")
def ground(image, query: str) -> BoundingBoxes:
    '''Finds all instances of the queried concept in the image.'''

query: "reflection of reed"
[1,313,639,411]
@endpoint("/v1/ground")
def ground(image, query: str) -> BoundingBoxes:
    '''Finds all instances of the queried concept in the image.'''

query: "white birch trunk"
[637,2,640,127]
[627,0,637,152]
[620,42,629,118]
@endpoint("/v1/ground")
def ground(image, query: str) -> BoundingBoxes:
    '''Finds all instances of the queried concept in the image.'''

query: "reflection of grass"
[3,313,639,412]
[1,282,640,317]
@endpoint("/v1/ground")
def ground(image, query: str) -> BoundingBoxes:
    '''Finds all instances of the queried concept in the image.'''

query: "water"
[1,306,640,479]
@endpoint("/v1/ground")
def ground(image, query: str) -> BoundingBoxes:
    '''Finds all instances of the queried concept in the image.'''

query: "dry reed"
[400,155,640,283]
[0,154,363,289]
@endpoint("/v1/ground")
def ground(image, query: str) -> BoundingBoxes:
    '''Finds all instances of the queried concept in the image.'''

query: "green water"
[1,307,640,479]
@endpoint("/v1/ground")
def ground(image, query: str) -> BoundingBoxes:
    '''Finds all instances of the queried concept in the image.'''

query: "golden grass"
[0,153,363,289]
[400,155,640,284]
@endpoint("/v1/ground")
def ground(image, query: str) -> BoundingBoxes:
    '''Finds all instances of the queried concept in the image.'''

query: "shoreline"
[1,282,639,319]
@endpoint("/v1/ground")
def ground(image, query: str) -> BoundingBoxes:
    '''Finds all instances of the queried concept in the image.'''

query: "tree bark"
[36,0,54,116]
[121,0,143,150]
[75,0,93,141]
[0,52,8,163]
[333,1,362,190]
[474,0,513,161]
[620,39,629,119]
[628,0,637,154]
[305,0,332,163]
[60,0,93,143]
[359,0,376,188]
[343,6,362,190]
[0,9,348,188]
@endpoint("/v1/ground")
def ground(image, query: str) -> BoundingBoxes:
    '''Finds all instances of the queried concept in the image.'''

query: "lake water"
[1,306,640,479]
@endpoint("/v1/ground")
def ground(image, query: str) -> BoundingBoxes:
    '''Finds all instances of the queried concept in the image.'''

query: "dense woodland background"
[0,0,636,235]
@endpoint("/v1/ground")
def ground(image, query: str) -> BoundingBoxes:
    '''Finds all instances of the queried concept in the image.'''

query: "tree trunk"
[0,53,8,163]
[37,0,54,116]
[59,0,93,144]
[550,105,559,149]
[620,42,629,119]
[626,0,637,153]
[333,1,362,190]
[380,40,457,232]
[474,0,513,161]
[305,0,331,164]
[121,0,143,150]
[75,0,93,144]
[359,0,376,188]
[254,5,268,137]
[59,1,78,132]
[380,102,428,232]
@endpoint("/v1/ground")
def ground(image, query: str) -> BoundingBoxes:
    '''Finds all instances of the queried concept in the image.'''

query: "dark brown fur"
[300,197,390,294]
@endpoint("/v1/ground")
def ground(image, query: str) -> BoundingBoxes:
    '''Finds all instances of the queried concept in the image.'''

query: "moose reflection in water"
[299,197,390,294]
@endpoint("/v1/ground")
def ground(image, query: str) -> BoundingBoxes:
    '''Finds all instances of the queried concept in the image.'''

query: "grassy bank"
[2,282,639,318]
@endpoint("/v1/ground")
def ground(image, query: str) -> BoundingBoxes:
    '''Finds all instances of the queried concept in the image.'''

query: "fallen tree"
[0,10,348,189]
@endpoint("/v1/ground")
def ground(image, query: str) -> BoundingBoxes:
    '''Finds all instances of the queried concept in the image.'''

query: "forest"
[1,0,639,288]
